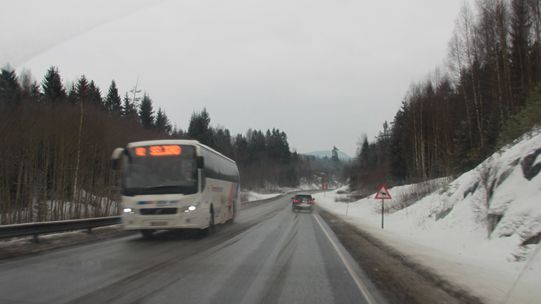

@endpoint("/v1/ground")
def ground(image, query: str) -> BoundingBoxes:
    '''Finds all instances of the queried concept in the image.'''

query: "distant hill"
[304,150,352,161]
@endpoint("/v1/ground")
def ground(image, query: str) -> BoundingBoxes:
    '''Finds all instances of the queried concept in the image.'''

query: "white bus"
[111,139,240,237]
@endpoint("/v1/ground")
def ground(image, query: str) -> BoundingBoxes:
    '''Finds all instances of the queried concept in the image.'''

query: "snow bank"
[316,130,541,303]
[242,191,282,202]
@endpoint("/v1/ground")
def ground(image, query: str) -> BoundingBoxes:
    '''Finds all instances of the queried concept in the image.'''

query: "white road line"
[313,214,378,304]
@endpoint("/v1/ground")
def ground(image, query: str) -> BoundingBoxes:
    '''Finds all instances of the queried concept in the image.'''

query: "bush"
[498,82,541,147]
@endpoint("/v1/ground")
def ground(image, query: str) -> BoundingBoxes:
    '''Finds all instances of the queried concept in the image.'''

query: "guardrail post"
[32,234,39,243]
[86,227,92,234]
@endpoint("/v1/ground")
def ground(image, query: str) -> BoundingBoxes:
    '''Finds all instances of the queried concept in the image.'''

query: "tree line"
[185,108,311,189]
[0,67,309,224]
[350,0,541,193]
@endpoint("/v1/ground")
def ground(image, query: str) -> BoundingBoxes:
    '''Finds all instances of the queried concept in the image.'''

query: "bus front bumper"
[121,210,209,230]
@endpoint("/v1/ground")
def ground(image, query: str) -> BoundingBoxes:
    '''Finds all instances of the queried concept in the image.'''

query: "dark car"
[291,193,315,212]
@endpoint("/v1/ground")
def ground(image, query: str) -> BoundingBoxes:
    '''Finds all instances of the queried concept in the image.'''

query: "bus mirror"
[111,148,124,170]
[197,156,205,169]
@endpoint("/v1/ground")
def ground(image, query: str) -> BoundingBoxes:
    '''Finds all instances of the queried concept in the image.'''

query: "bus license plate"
[150,221,167,226]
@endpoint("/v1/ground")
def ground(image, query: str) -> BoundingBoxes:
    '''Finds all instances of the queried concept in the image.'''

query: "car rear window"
[295,195,312,199]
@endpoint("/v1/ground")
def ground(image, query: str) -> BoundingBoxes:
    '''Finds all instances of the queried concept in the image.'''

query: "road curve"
[0,195,384,304]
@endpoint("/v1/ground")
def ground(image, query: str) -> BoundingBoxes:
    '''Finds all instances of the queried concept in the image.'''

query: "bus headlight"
[123,208,134,214]
[182,205,197,213]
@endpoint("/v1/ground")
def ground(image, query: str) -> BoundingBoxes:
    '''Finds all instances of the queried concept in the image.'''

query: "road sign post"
[381,199,384,228]
[375,184,392,229]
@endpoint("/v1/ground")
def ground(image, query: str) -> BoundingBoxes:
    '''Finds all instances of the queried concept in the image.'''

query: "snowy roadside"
[241,191,283,202]
[317,190,525,303]
[315,130,541,303]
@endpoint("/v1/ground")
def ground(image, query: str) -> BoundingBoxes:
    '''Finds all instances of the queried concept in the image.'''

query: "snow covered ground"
[242,191,283,202]
[316,129,541,303]
[277,183,321,193]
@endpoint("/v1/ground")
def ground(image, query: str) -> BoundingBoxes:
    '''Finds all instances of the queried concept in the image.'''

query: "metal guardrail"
[0,191,305,242]
[0,216,121,242]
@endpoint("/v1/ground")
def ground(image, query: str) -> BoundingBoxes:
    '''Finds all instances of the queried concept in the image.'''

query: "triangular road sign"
[375,184,392,200]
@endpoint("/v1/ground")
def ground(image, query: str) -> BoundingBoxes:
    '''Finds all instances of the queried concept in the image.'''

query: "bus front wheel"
[208,208,215,232]
[201,208,215,236]
[140,230,154,239]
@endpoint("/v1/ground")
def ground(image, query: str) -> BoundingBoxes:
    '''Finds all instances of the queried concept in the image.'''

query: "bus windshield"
[122,145,198,196]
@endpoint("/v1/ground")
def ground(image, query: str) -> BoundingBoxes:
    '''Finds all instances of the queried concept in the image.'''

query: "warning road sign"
[375,184,392,229]
[375,184,392,200]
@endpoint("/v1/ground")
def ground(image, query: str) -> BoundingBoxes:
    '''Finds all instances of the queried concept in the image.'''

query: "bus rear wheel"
[228,203,236,224]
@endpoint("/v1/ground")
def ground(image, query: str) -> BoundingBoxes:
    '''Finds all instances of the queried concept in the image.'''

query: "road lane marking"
[313,214,378,304]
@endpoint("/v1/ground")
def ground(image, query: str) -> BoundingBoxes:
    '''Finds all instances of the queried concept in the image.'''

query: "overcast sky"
[0,0,470,156]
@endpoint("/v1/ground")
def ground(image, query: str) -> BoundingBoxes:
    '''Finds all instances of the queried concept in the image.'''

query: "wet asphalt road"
[0,195,382,304]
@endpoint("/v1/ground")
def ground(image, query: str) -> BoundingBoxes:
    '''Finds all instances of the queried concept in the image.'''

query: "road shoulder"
[319,210,483,304]
[0,225,134,262]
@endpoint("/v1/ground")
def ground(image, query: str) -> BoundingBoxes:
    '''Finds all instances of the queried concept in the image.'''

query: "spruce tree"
[155,108,172,134]
[389,106,409,183]
[138,93,154,128]
[213,127,233,157]
[188,108,212,145]
[105,80,122,114]
[88,80,103,108]
[29,82,41,101]
[0,67,21,105]
[41,66,65,104]
[67,83,77,104]
[499,81,541,145]
[75,75,89,103]
[122,92,137,118]
[171,125,185,138]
